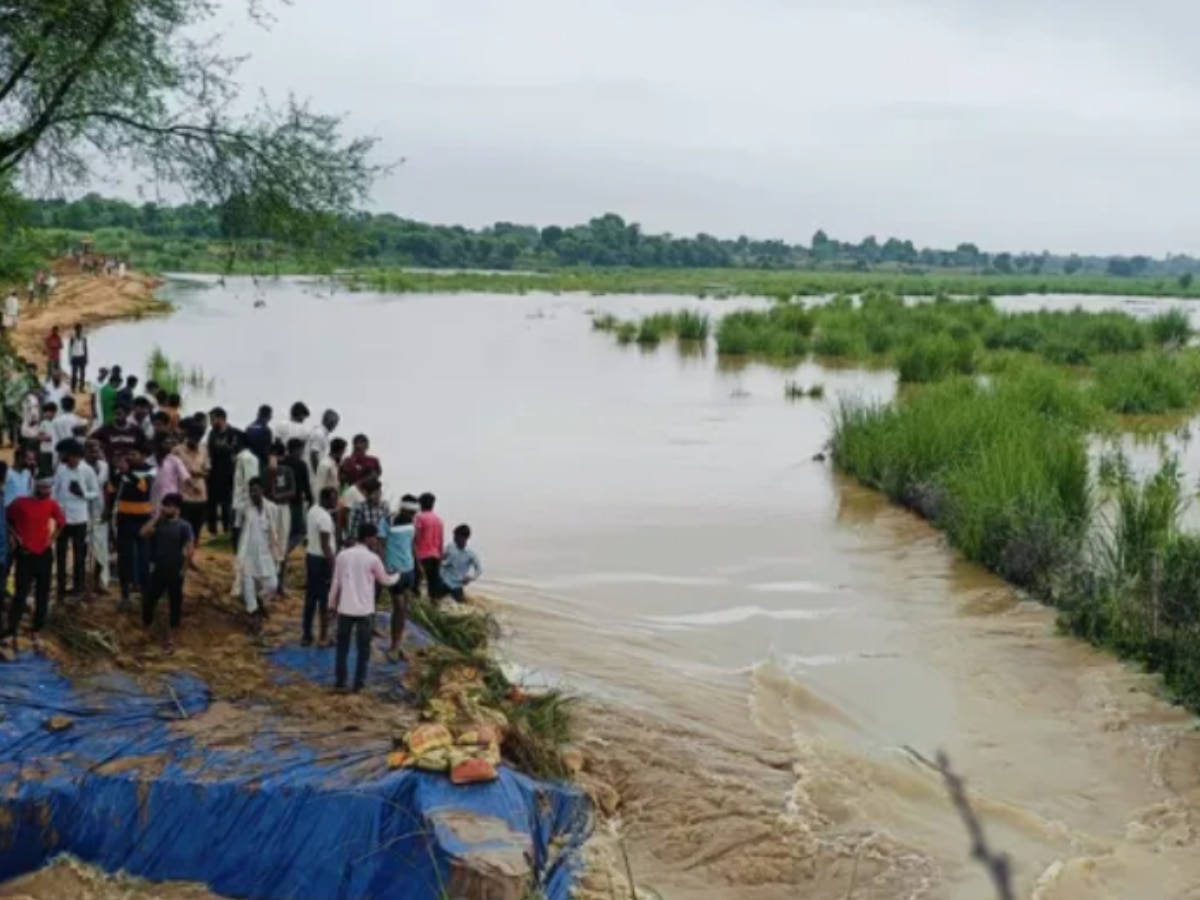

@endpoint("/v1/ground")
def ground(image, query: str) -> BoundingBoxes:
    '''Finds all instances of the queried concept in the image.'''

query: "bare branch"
[936,751,1015,900]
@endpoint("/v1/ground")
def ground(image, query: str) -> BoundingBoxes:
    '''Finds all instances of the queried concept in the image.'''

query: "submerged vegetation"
[831,360,1200,711]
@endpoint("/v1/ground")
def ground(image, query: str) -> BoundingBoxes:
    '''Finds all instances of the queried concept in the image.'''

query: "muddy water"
[76,278,1200,900]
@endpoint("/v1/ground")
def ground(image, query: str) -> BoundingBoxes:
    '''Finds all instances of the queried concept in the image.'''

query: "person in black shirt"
[280,437,313,590]
[139,492,197,652]
[244,405,274,467]
[93,402,150,470]
[205,407,241,535]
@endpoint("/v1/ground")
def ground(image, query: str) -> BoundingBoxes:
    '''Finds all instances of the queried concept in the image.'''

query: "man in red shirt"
[44,326,63,379]
[339,433,382,487]
[6,476,65,654]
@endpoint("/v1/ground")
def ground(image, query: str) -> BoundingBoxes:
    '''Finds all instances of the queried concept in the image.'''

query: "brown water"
[74,278,1200,900]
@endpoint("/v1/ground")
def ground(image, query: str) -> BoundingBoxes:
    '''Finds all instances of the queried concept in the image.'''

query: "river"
[76,277,1200,900]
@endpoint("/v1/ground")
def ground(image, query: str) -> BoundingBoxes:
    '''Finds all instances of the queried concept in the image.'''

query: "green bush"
[1092,352,1200,414]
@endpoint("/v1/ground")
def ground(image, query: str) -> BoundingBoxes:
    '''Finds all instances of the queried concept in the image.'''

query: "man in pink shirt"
[327,522,399,692]
[150,435,191,513]
[413,492,444,599]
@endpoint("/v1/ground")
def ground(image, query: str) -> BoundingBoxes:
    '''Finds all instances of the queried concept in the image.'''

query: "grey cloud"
[194,0,1200,254]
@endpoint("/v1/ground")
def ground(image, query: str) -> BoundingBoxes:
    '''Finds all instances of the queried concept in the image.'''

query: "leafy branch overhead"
[0,0,384,233]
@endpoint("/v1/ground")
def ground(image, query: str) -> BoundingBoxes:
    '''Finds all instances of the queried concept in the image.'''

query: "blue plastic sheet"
[0,637,591,900]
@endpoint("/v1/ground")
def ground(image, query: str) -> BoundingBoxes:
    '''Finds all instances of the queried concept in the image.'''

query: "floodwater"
[70,277,1200,899]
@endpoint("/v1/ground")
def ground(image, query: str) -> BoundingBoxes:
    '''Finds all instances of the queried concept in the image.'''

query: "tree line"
[12,193,1199,282]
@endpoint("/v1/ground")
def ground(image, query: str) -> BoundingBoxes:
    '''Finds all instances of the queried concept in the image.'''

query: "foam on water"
[642,605,840,628]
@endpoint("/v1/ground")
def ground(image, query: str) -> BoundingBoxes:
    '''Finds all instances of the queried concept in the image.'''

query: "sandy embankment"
[7,267,168,376]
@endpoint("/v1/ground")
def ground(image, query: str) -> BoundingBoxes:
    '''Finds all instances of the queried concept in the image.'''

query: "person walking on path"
[440,524,483,604]
[327,523,399,693]
[85,439,111,595]
[52,439,99,601]
[5,477,65,655]
[303,487,338,647]
[383,502,417,660]
[68,325,88,393]
[414,493,445,599]
[113,447,155,611]
[3,289,18,330]
[205,407,241,537]
[140,493,198,653]
[237,477,282,627]
[173,422,210,536]
[44,327,63,379]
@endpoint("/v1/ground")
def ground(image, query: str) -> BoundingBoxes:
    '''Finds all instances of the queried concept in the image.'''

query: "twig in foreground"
[935,751,1015,900]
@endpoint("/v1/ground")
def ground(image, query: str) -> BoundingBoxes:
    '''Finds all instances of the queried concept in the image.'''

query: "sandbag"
[412,748,453,772]
[406,723,453,756]
[450,757,499,785]
[386,751,409,770]
[456,725,502,747]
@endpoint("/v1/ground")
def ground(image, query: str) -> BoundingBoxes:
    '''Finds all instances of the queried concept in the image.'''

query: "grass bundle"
[407,598,498,655]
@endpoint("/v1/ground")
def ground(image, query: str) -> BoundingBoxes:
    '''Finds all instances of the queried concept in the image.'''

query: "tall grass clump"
[895,334,978,383]
[1148,308,1192,347]
[831,374,1090,591]
[672,309,710,341]
[1092,352,1200,415]
[146,347,182,395]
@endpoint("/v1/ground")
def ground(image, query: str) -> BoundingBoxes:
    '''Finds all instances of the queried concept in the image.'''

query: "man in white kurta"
[236,478,281,615]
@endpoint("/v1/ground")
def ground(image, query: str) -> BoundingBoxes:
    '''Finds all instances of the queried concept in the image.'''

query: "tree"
[1064,255,1083,275]
[1179,273,1194,290]
[0,0,382,237]
[993,252,1013,274]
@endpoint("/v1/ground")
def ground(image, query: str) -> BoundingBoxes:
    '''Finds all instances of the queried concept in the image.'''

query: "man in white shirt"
[313,437,346,501]
[48,396,88,469]
[42,371,70,409]
[306,409,339,480]
[52,440,100,600]
[84,439,111,593]
[327,522,399,692]
[237,477,282,623]
[274,401,311,449]
[68,325,89,393]
[303,487,338,647]
[3,290,19,329]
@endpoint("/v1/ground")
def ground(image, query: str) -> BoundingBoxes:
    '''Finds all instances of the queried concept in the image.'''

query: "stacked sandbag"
[388,722,504,784]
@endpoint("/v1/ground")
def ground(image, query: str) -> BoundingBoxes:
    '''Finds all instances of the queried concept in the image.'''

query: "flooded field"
[68,277,1200,900]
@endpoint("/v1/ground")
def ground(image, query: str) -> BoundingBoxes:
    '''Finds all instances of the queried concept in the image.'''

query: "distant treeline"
[17,193,1200,280]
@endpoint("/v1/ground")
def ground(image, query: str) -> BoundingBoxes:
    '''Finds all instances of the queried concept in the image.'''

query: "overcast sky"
[206,0,1200,255]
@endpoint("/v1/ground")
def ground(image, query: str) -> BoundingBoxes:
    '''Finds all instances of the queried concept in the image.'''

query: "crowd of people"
[0,328,484,692]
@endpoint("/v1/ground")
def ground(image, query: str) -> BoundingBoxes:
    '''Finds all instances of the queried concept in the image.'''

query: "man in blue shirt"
[4,447,34,508]
[441,524,483,604]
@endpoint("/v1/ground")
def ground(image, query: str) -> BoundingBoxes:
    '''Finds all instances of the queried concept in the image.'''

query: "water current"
[57,278,1200,900]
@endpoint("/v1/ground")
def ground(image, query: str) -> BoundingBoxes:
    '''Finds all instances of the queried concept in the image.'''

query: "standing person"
[173,422,209,537]
[3,288,18,330]
[313,437,346,501]
[264,443,296,596]
[85,439,111,595]
[90,367,109,427]
[36,401,57,477]
[303,487,338,647]
[383,503,417,660]
[346,477,390,550]
[3,365,25,447]
[44,327,64,379]
[440,524,483,604]
[340,434,382,486]
[52,440,99,601]
[237,477,282,625]
[274,402,311,449]
[231,441,260,554]
[42,371,69,409]
[327,523,399,693]
[115,375,137,411]
[150,435,190,514]
[19,388,41,454]
[5,447,34,509]
[205,407,241,537]
[306,409,339,482]
[5,477,65,654]
[131,396,155,440]
[414,493,445,599]
[113,447,155,611]
[98,371,120,426]
[93,402,149,469]
[48,396,87,467]
[244,405,274,467]
[140,493,197,652]
[68,325,88,393]
[280,438,313,587]
[165,393,183,433]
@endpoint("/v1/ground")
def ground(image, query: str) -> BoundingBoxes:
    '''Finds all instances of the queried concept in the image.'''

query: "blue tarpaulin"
[0,640,590,900]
